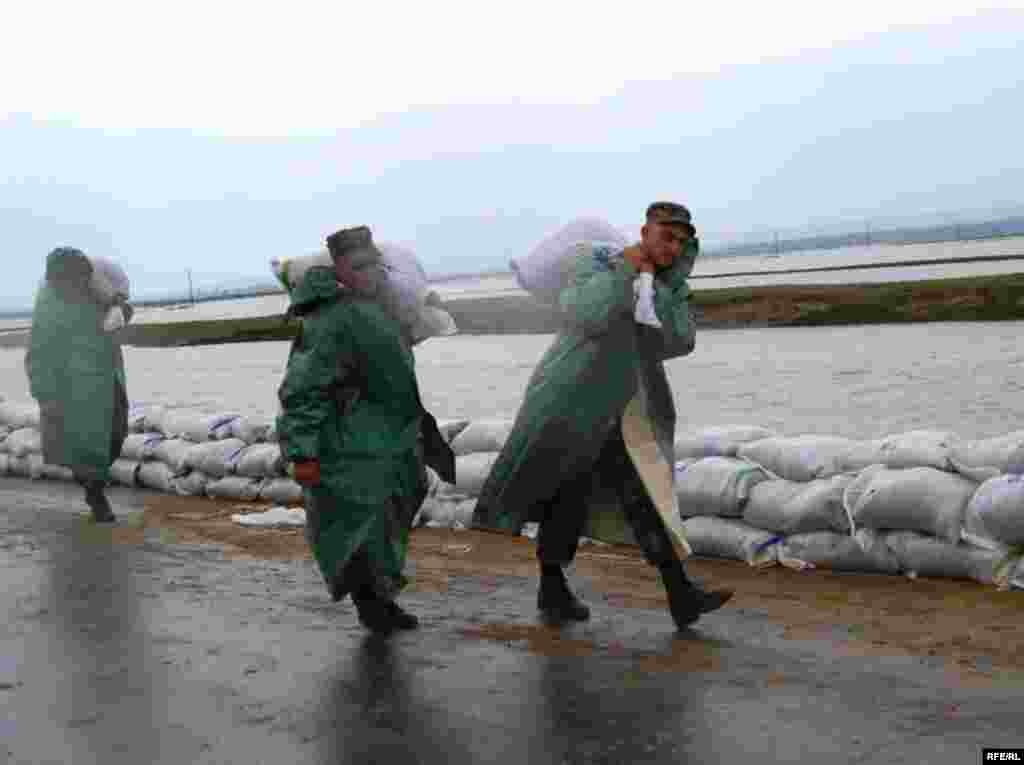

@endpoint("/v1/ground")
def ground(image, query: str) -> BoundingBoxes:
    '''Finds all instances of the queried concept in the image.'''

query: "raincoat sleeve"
[26,294,65,404]
[276,312,357,464]
[558,248,638,337]
[645,238,699,361]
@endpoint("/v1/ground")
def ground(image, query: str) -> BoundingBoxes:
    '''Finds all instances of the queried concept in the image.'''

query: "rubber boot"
[660,562,733,629]
[84,482,116,523]
[537,564,590,622]
[352,584,397,635]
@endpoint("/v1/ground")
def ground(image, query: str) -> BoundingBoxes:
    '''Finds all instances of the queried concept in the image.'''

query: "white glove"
[102,304,126,332]
[633,272,662,329]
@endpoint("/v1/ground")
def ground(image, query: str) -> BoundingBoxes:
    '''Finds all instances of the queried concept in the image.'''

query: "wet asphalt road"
[1,477,1022,765]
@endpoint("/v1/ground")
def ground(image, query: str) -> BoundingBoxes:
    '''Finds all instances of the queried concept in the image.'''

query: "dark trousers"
[536,422,677,569]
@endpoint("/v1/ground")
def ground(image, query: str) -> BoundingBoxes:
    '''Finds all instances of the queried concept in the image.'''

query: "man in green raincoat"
[26,247,131,523]
[275,225,454,635]
[473,202,734,630]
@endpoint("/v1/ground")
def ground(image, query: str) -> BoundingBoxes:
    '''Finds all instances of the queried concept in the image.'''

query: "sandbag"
[235,444,284,478]
[259,478,305,506]
[950,431,1024,481]
[110,459,141,488]
[682,516,781,567]
[742,475,853,535]
[865,529,1015,585]
[844,466,977,544]
[962,474,1024,550]
[1008,558,1024,591]
[737,435,858,482]
[675,457,773,518]
[8,455,45,479]
[158,410,241,442]
[0,401,40,430]
[224,416,274,445]
[5,428,41,458]
[674,425,778,460]
[839,430,959,472]
[119,433,165,461]
[182,439,248,478]
[450,419,514,456]
[446,452,500,497]
[150,439,195,475]
[173,471,210,498]
[127,404,165,434]
[205,476,264,501]
[137,461,179,492]
[86,255,130,304]
[511,218,628,305]
[40,463,75,481]
[778,531,901,574]
[437,420,471,445]
[232,506,307,528]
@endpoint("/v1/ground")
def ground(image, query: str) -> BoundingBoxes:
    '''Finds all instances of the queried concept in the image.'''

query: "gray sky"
[2,2,1023,306]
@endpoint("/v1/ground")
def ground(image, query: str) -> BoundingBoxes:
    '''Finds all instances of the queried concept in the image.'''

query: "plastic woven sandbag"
[0,401,40,430]
[950,431,1024,482]
[511,218,628,306]
[235,444,284,478]
[867,529,1015,586]
[674,425,778,460]
[962,474,1024,550]
[742,475,854,535]
[149,439,194,475]
[843,466,977,544]
[86,255,130,304]
[450,419,514,457]
[778,531,901,574]
[205,476,264,501]
[39,462,75,481]
[737,435,859,482]
[158,410,241,442]
[137,461,179,492]
[119,433,165,461]
[225,416,274,445]
[5,428,41,458]
[682,516,782,567]
[173,471,210,498]
[436,419,471,445]
[182,439,248,478]
[839,430,959,472]
[259,478,305,506]
[127,404,165,434]
[447,452,499,497]
[675,457,774,518]
[110,459,141,488]
[232,506,307,528]
[8,455,45,479]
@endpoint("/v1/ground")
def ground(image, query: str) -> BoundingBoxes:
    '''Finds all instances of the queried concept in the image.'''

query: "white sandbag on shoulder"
[866,529,1015,585]
[0,401,40,430]
[137,461,179,492]
[157,410,240,442]
[682,516,781,567]
[205,476,264,501]
[674,425,778,460]
[962,474,1024,550]
[844,466,977,544]
[742,475,853,535]
[950,431,1024,482]
[232,506,306,528]
[182,439,248,478]
[110,459,141,488]
[675,457,773,518]
[150,439,195,475]
[451,419,514,456]
[119,433,165,461]
[234,444,284,478]
[448,452,499,497]
[260,478,305,506]
[224,416,274,444]
[778,531,901,574]
[511,218,628,305]
[86,255,130,304]
[5,428,41,458]
[737,435,858,482]
[839,430,959,472]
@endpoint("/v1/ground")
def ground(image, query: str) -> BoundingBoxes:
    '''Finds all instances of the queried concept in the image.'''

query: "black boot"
[384,601,420,631]
[352,585,397,635]
[660,562,733,630]
[84,482,116,523]
[537,564,590,623]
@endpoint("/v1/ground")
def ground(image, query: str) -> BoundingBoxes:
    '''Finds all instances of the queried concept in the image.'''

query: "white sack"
[839,430,959,472]
[119,433,165,461]
[232,506,307,528]
[138,461,180,493]
[736,435,858,482]
[511,218,628,305]
[0,401,40,430]
[259,478,305,506]
[182,439,248,478]
[449,452,499,497]
[962,474,1024,550]
[158,410,240,442]
[742,475,853,535]
[127,404,166,434]
[225,416,274,444]
[40,463,75,481]
[235,444,284,478]
[867,529,1015,585]
[682,516,781,567]
[437,420,471,445]
[149,439,194,475]
[8,455,44,479]
[778,531,901,574]
[173,471,210,498]
[450,419,514,456]
[950,431,1024,481]
[110,459,141,488]
[675,457,773,518]
[5,428,41,458]
[205,476,264,501]
[674,425,778,460]
[86,255,130,304]
[844,466,977,544]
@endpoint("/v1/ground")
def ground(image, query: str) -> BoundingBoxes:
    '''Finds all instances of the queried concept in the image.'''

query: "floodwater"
[1,319,1022,442]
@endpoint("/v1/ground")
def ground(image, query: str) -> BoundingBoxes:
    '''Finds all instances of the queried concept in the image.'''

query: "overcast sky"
[2,1,1023,306]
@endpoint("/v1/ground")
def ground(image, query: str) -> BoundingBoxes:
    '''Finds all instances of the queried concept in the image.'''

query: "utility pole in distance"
[187,269,194,305]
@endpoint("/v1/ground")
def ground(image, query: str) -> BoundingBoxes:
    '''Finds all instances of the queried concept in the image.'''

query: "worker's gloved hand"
[290,459,322,487]
[633,272,663,329]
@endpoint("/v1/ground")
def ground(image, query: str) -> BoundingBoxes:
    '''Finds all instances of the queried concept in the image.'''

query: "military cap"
[645,201,696,237]
[325,225,380,260]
